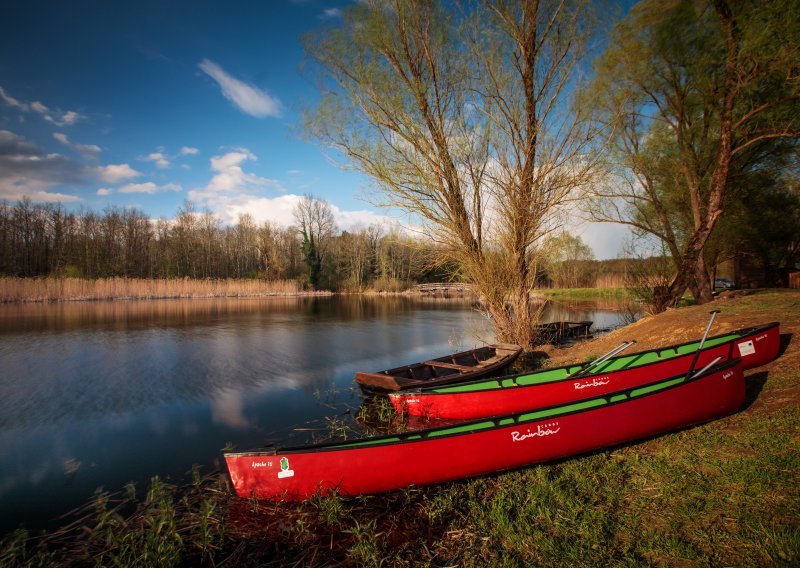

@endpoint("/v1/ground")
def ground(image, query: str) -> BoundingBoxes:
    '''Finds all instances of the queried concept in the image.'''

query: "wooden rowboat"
[354,343,522,392]
[225,359,745,501]
[389,322,779,420]
[534,320,593,343]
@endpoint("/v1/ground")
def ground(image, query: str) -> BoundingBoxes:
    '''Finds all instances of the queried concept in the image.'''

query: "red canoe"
[389,322,779,420]
[225,359,745,501]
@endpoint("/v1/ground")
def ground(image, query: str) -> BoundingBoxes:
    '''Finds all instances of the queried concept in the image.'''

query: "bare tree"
[293,194,337,288]
[305,0,600,348]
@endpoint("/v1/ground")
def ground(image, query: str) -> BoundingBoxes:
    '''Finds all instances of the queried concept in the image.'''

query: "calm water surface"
[0,295,635,533]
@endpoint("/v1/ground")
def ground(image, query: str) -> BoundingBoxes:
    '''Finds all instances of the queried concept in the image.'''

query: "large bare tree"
[305,0,599,348]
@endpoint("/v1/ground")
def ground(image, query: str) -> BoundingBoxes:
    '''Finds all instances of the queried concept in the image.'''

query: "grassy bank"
[0,277,316,302]
[536,287,631,301]
[2,291,798,566]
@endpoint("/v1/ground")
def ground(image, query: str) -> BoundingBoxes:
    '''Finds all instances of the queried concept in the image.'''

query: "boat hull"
[354,343,522,392]
[225,360,745,501]
[390,323,779,419]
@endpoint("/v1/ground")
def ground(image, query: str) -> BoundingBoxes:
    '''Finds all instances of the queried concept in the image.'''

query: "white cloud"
[198,59,281,118]
[287,169,304,175]
[187,149,399,230]
[188,149,284,200]
[96,187,112,196]
[223,194,302,226]
[321,8,342,18]
[119,182,181,194]
[23,191,81,203]
[57,111,81,126]
[562,216,632,260]
[96,163,142,184]
[0,129,86,202]
[192,189,399,231]
[52,132,101,158]
[179,146,199,156]
[30,101,48,114]
[332,205,397,231]
[225,194,400,230]
[209,150,253,172]
[146,151,170,169]
[0,87,27,111]
[0,87,85,127]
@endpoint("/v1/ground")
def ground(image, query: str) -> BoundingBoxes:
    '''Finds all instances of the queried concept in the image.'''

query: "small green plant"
[307,491,347,529]
[324,415,352,440]
[344,518,384,567]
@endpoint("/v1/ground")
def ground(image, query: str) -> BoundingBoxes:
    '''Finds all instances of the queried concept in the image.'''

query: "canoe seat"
[424,360,474,372]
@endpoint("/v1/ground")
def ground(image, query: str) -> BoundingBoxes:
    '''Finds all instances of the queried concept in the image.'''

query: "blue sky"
[0,0,629,258]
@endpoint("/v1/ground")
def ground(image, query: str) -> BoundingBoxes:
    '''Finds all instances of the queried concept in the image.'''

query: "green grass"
[537,287,631,301]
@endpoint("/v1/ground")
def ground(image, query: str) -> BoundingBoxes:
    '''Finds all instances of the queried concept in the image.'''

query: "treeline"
[0,200,445,291]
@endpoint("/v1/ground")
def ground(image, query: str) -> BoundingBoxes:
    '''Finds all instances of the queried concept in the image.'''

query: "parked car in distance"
[714,278,736,289]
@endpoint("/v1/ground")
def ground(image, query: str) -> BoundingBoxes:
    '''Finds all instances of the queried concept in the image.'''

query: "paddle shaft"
[568,341,635,379]
[691,356,723,380]
[685,311,720,380]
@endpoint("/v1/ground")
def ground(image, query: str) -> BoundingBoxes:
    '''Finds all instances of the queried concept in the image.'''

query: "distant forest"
[0,200,452,291]
[4,197,797,294]
[0,199,641,291]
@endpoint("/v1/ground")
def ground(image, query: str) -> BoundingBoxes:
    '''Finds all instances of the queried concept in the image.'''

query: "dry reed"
[595,273,627,289]
[0,277,315,303]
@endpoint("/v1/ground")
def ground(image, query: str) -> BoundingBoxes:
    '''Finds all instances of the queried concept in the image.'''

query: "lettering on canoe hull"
[723,371,734,380]
[511,422,561,442]
[574,377,610,390]
[251,461,273,469]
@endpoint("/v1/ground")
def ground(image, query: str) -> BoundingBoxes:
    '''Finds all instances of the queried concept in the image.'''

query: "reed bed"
[0,277,313,303]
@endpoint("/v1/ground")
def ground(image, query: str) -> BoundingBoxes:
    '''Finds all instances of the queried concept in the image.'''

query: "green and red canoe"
[388,322,779,420]
[225,359,745,501]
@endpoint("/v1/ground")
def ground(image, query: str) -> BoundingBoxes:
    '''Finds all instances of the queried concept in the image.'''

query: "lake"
[0,295,637,534]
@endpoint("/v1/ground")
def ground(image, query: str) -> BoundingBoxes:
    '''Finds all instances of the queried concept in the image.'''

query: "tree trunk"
[656,3,738,311]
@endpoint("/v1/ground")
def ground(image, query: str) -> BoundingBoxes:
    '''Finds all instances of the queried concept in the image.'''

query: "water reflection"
[0,295,635,534]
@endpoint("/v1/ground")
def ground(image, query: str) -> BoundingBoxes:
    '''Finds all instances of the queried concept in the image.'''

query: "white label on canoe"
[738,340,756,357]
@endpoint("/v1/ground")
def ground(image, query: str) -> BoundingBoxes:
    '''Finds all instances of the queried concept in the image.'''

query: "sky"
[0,0,630,259]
